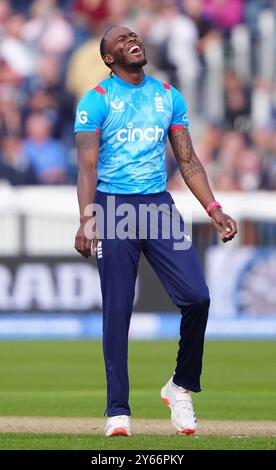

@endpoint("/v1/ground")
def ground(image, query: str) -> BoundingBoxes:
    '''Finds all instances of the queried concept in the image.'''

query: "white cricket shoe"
[161,377,197,434]
[105,415,131,437]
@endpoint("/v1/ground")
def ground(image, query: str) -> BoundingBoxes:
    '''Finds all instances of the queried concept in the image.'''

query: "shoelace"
[170,383,196,422]
[172,388,195,417]
[172,387,192,403]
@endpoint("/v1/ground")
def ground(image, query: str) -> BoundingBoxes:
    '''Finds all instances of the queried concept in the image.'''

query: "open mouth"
[128,44,142,55]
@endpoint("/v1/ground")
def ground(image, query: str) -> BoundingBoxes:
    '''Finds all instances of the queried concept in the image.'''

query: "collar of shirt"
[111,73,148,89]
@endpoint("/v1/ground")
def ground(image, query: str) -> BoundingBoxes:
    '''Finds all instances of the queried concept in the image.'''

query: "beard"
[129,57,147,68]
[113,50,147,68]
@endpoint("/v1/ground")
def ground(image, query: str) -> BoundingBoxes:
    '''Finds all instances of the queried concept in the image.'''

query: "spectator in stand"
[66,25,109,101]
[203,0,244,33]
[23,0,74,57]
[0,0,11,39]
[71,0,108,30]
[25,54,75,139]
[211,130,245,190]
[201,124,224,160]
[251,79,274,130]
[9,1,34,14]
[180,0,222,112]
[0,57,20,93]
[106,0,131,25]
[262,131,276,190]
[0,12,36,78]
[213,172,240,191]
[26,86,60,134]
[23,113,68,184]
[236,148,262,191]
[0,87,23,138]
[254,128,276,190]
[252,128,273,160]
[244,0,272,37]
[0,134,36,185]
[147,0,199,108]
[224,70,251,132]
[181,0,220,58]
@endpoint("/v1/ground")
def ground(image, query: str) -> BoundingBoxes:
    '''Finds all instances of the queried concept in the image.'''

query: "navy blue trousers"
[95,190,210,417]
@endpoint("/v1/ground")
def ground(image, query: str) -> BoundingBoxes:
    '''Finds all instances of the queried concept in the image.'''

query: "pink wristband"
[206,201,222,216]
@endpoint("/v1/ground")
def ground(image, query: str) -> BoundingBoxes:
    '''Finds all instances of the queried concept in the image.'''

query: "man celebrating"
[74,26,237,437]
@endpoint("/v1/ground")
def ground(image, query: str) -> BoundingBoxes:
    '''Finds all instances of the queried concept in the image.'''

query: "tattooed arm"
[169,128,214,208]
[75,131,99,258]
[169,128,237,242]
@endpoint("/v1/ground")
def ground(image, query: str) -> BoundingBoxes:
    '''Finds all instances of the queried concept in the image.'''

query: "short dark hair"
[99,26,117,63]
[99,36,107,59]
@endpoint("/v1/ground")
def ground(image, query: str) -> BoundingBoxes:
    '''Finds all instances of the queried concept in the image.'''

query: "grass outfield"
[0,340,275,449]
[0,340,275,419]
[0,433,275,450]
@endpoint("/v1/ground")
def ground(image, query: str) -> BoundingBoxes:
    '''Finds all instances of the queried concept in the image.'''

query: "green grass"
[0,433,275,450]
[0,340,275,420]
[0,340,275,449]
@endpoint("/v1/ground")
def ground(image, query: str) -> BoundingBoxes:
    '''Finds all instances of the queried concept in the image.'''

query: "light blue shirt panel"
[74,74,189,194]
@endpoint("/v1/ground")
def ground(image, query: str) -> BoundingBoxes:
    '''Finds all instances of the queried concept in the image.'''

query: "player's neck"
[112,67,145,86]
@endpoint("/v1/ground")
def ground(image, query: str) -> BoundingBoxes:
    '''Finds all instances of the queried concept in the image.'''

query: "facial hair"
[113,49,147,68]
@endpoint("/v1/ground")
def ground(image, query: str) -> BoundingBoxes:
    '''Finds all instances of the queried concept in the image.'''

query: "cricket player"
[74,26,237,436]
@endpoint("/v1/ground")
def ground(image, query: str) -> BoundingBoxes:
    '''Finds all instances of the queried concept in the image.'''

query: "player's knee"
[194,287,210,307]
[175,285,210,309]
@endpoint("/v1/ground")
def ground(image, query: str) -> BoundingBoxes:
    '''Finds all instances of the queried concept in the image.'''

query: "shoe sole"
[161,395,196,435]
[107,427,130,437]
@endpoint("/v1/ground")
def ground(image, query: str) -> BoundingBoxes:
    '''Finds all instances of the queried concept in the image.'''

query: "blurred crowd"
[1,0,276,191]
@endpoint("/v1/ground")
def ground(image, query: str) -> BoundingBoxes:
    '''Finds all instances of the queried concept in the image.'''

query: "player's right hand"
[74,221,92,258]
[75,217,99,258]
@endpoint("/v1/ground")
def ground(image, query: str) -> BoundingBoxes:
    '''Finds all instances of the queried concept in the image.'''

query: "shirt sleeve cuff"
[169,124,186,131]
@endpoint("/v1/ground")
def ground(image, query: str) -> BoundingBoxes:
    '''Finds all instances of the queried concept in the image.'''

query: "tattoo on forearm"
[169,129,204,182]
[76,132,99,150]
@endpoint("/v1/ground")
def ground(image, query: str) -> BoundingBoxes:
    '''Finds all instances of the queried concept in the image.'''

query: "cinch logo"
[116,123,164,142]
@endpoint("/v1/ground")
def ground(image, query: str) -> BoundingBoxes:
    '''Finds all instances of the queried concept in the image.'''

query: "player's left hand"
[210,208,237,243]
